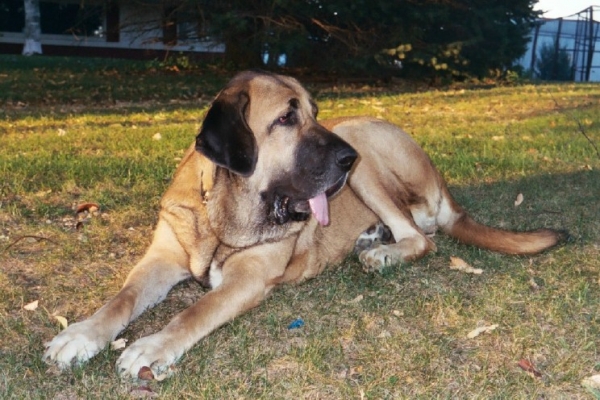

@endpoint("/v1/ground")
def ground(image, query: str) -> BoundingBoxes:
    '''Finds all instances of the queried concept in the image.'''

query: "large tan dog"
[43,71,564,379]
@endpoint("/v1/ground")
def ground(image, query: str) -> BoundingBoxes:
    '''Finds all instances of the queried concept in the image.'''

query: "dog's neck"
[206,167,306,249]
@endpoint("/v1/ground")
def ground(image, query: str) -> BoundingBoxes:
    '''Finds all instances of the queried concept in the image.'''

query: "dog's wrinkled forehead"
[224,71,316,119]
[225,70,306,95]
[197,71,321,177]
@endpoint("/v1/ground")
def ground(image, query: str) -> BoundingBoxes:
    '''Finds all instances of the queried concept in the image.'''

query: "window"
[39,1,102,36]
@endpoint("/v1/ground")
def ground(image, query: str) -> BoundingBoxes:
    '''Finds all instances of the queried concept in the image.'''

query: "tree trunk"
[22,0,42,56]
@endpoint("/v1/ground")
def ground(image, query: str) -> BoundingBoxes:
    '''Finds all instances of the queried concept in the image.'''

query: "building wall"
[0,2,224,59]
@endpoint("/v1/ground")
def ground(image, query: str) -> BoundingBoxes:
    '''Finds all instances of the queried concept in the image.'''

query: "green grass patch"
[0,54,227,106]
[1,56,599,398]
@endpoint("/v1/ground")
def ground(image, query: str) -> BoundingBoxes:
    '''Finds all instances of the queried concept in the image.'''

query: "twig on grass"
[1,235,58,254]
[548,92,600,159]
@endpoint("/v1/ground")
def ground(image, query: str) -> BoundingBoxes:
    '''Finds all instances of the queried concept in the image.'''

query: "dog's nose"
[336,146,358,170]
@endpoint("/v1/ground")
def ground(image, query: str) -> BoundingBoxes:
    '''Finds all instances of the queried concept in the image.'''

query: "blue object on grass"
[287,318,305,330]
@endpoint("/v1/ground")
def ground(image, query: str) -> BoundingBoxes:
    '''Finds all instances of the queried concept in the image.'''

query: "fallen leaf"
[110,338,127,350]
[76,202,100,214]
[491,135,505,141]
[517,359,542,378]
[152,133,162,140]
[349,365,363,378]
[24,300,39,311]
[129,386,158,398]
[54,315,68,329]
[467,324,498,339]
[529,277,540,290]
[449,257,483,275]
[514,193,524,206]
[582,374,600,389]
[138,366,154,381]
[343,294,364,304]
[34,189,52,197]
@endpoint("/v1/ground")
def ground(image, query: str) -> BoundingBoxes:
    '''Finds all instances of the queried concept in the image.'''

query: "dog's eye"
[277,111,296,126]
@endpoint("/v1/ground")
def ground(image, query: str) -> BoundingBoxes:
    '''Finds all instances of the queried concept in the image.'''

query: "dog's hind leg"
[43,219,191,368]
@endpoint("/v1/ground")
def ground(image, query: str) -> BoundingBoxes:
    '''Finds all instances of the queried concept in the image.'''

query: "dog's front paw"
[116,334,182,380]
[43,320,108,368]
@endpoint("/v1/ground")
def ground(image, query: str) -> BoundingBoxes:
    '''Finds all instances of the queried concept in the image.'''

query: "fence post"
[553,18,563,80]
[585,7,595,81]
[530,23,541,74]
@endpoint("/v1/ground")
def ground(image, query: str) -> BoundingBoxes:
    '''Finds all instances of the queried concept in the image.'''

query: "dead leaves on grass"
[1,201,102,254]
[75,202,100,231]
[110,338,128,351]
[517,359,542,378]
[449,257,483,275]
[129,386,159,398]
[137,366,155,381]
[466,324,498,339]
[137,366,172,382]
[23,300,39,311]
[75,202,99,214]
[514,193,524,206]
[582,374,600,390]
[23,299,69,328]
[53,315,68,329]
[337,365,364,381]
[342,294,364,305]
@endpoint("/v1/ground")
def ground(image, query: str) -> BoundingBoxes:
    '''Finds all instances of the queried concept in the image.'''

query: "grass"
[1,55,599,399]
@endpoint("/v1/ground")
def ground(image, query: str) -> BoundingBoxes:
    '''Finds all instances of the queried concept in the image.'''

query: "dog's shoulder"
[163,143,215,205]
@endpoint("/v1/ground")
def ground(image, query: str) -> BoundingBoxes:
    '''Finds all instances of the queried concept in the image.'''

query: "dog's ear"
[196,92,257,176]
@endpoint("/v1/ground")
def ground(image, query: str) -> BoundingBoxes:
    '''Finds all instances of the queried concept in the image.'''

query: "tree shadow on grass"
[448,169,599,244]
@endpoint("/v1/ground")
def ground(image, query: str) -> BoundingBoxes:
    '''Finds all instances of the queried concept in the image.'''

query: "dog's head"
[196,70,357,227]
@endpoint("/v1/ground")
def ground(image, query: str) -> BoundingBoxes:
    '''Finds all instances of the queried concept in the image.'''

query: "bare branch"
[549,95,600,159]
[2,235,58,254]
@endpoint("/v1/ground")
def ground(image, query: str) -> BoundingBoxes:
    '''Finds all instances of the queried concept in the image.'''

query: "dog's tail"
[438,187,566,255]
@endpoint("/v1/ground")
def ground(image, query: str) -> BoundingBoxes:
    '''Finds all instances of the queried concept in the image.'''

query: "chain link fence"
[518,6,600,81]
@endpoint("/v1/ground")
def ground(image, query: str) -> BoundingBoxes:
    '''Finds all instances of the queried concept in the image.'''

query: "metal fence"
[519,6,600,81]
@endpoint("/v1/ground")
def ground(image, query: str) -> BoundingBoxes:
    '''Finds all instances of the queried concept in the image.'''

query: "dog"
[43,70,564,379]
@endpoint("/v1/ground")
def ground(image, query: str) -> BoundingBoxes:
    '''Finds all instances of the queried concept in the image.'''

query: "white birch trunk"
[22,0,42,55]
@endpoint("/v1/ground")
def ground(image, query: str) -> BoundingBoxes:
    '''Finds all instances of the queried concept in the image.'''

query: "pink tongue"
[308,193,329,226]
